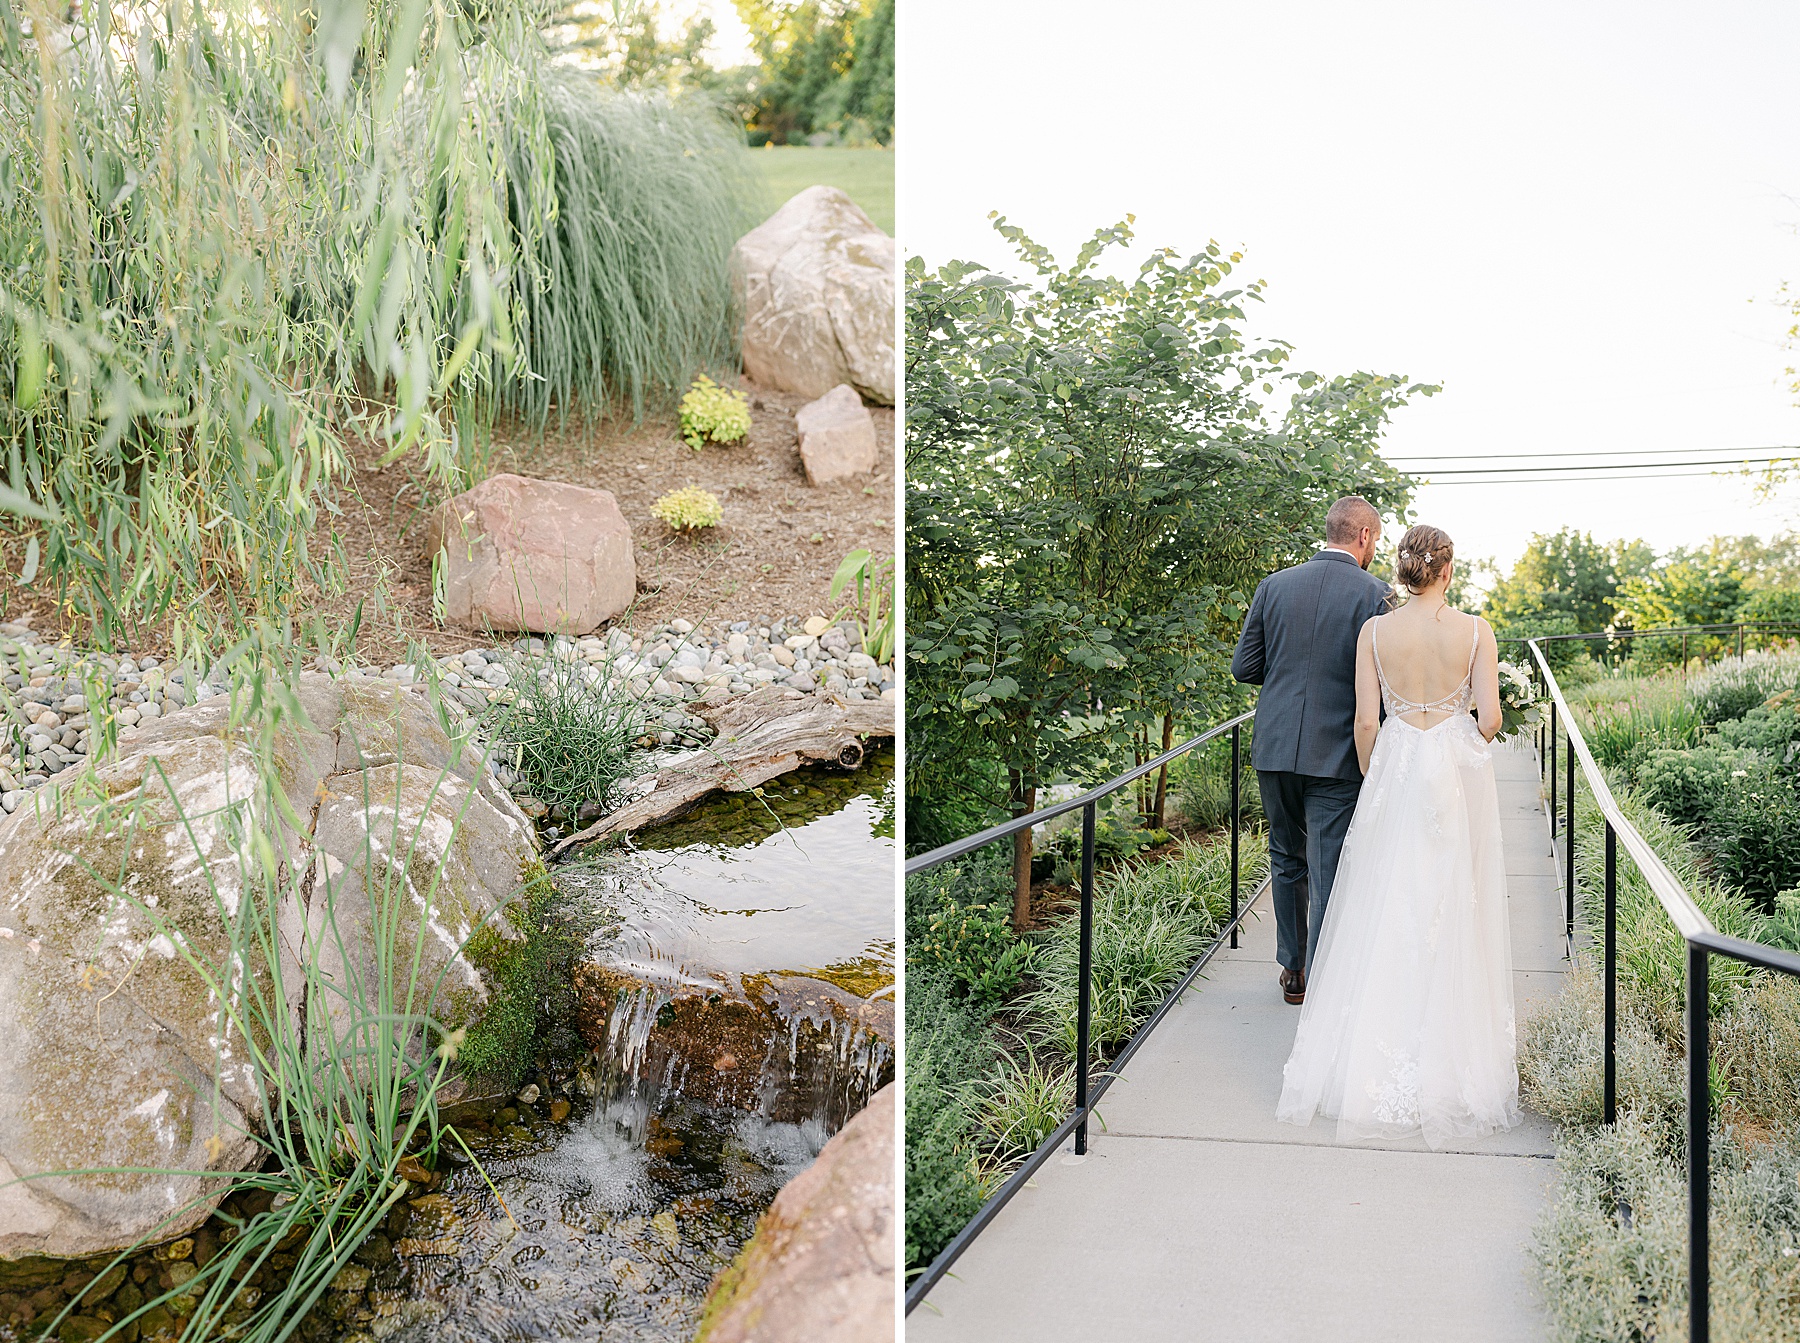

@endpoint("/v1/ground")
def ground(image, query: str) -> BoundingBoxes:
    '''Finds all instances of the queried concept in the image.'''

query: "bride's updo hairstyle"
[1395,524,1454,595]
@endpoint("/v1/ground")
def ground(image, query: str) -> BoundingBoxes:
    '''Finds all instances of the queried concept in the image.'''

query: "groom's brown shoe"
[1281,966,1306,1005]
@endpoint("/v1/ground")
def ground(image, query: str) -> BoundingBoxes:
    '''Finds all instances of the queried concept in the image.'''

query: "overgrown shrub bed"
[904,824,1268,1272]
[1522,653,1800,1340]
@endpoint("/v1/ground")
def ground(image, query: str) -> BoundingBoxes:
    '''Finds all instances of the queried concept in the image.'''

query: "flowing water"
[367,749,896,1342]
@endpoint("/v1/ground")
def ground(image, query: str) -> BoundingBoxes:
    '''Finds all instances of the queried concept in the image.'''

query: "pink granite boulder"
[795,384,878,487]
[427,474,636,635]
[696,1083,895,1343]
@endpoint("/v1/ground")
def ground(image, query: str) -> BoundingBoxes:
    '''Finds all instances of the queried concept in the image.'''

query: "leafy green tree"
[907,217,1424,924]
[736,0,892,144]
[547,1,758,123]
[1485,529,1653,637]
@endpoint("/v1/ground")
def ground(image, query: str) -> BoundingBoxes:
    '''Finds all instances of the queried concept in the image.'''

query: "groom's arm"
[1231,583,1268,685]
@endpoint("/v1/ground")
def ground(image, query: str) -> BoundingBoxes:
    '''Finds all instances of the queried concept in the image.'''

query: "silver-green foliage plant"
[1687,648,1800,724]
[24,669,517,1343]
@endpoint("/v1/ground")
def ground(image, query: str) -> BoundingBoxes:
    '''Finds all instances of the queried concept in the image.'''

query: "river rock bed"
[0,615,895,813]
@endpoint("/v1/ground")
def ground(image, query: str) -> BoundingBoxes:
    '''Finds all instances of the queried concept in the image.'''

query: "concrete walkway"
[909,741,1567,1342]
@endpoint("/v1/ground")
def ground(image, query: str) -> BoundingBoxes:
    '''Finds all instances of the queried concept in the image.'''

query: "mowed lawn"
[749,145,894,235]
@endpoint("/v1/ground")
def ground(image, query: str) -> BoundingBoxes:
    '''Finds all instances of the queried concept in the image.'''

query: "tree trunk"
[1010,770,1036,932]
[1151,713,1174,829]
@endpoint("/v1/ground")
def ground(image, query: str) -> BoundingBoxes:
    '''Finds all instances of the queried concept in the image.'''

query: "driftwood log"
[549,686,894,858]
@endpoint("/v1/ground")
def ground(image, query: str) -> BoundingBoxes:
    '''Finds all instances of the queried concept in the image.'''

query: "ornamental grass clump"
[1029,833,1269,1057]
[484,650,646,814]
[679,375,752,449]
[496,74,760,426]
[651,485,724,533]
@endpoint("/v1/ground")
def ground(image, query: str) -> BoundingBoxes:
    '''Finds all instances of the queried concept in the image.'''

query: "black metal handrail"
[1525,635,1800,1343]
[903,709,1260,1315]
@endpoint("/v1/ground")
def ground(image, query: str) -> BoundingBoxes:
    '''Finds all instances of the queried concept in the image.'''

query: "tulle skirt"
[1275,713,1521,1149]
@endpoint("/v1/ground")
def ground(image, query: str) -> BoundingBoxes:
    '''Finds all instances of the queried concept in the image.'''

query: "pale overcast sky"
[897,0,1800,580]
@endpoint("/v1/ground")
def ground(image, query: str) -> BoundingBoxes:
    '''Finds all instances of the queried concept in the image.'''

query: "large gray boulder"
[733,186,894,405]
[0,675,537,1260]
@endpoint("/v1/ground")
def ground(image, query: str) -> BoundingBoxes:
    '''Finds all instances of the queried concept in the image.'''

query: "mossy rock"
[0,674,536,1260]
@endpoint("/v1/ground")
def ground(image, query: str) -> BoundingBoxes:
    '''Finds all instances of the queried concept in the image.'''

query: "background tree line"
[1480,528,1800,669]
[549,0,894,145]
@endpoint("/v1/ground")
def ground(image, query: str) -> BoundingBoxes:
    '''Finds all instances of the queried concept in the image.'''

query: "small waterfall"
[575,965,894,1136]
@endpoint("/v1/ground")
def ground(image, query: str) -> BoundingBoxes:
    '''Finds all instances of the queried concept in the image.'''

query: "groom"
[1231,496,1391,1005]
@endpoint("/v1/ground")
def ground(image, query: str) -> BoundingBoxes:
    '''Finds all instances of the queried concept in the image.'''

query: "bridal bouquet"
[1496,660,1542,741]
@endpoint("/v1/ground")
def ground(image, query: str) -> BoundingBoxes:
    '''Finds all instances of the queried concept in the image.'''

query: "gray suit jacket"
[1231,549,1392,781]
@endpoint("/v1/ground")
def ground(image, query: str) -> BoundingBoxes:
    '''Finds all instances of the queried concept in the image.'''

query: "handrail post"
[1550,699,1558,827]
[1682,630,1689,672]
[1688,940,1710,1343]
[1566,715,1576,938]
[1737,622,1745,660]
[1604,820,1617,1124]
[1230,723,1241,951]
[1075,800,1095,1155]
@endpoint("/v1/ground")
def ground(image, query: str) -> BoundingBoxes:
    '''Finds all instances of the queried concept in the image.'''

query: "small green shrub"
[912,897,1033,1004]
[904,973,995,1269]
[1687,649,1800,723]
[679,375,752,449]
[1046,814,1167,867]
[1717,701,1800,766]
[651,485,724,532]
[1707,771,1800,907]
[1766,890,1800,953]
[1636,744,1761,829]
[484,651,646,813]
[1173,742,1263,830]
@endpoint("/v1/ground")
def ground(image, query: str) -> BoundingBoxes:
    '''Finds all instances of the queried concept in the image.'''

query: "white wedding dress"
[1275,618,1522,1149]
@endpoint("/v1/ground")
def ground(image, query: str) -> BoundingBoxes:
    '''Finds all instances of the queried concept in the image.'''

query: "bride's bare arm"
[1354,619,1381,774]
[1472,616,1502,740]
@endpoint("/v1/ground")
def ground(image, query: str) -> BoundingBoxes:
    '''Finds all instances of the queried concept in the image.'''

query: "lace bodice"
[1372,616,1479,720]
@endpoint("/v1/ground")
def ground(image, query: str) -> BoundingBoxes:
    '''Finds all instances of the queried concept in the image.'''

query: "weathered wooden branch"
[549,686,894,858]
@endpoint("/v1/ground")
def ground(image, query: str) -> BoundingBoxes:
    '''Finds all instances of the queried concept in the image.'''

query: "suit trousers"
[1257,769,1363,974]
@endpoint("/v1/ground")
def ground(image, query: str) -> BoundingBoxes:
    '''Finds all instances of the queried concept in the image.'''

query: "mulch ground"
[3,377,895,665]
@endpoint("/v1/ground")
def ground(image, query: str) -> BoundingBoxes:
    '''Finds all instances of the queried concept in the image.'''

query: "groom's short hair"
[1325,496,1379,544]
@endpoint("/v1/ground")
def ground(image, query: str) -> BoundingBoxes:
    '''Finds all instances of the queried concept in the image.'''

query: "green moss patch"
[458,861,587,1088]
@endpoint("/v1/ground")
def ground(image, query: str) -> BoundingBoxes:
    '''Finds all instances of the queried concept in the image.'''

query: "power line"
[1418,475,1785,489]
[1389,444,1800,462]
[1414,456,1795,477]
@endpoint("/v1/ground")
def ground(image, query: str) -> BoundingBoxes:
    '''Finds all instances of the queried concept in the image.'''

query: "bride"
[1275,523,1522,1148]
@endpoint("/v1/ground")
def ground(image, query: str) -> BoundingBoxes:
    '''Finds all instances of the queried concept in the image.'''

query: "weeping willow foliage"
[0,0,755,651]
[497,66,760,425]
